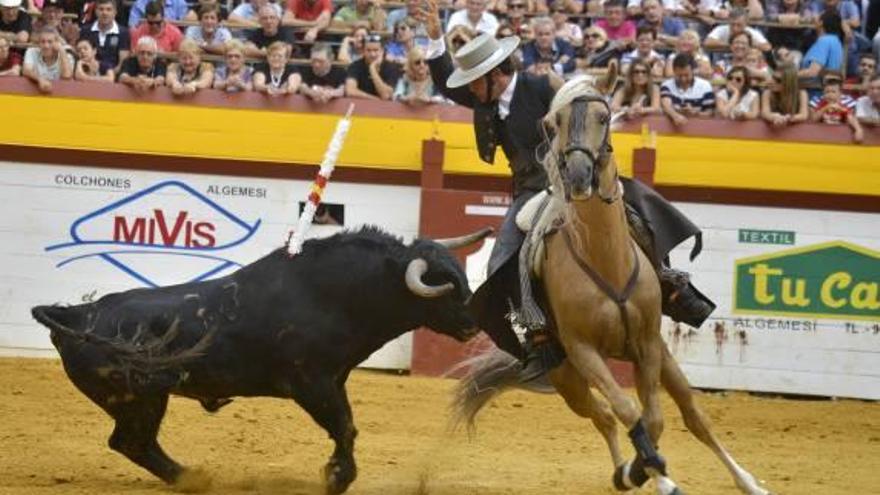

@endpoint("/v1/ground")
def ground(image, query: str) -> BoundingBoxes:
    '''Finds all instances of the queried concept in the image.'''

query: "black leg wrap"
[612,456,651,491]
[628,418,667,476]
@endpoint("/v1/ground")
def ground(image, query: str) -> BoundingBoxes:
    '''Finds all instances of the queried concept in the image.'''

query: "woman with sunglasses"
[611,58,660,118]
[502,0,530,33]
[715,66,759,120]
[386,20,415,65]
[576,26,616,70]
[761,63,809,126]
[212,39,253,92]
[393,47,448,104]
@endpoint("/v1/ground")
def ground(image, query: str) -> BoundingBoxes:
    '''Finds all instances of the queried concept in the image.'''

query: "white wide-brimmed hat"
[0,0,23,7]
[446,33,520,88]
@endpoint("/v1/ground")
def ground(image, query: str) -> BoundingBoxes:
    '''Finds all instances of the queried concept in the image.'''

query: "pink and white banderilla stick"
[286,103,355,256]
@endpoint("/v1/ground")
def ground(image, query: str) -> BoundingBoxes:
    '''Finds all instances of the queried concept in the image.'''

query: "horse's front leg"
[290,372,358,495]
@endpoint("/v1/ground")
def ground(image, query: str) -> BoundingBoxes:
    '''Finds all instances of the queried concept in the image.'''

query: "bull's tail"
[449,349,555,435]
[31,304,213,372]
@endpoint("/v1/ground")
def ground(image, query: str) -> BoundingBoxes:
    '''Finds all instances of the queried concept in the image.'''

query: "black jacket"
[429,51,554,196]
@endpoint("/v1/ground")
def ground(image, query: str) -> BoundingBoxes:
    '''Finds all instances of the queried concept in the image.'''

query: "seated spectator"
[22,27,73,92]
[117,35,166,91]
[229,0,282,27]
[166,38,213,95]
[337,24,368,63]
[253,40,300,95]
[283,0,331,43]
[594,0,636,45]
[184,0,229,21]
[809,71,855,107]
[766,0,817,25]
[345,33,400,100]
[386,19,416,65]
[503,0,529,35]
[393,47,447,104]
[711,0,764,20]
[0,36,21,75]
[0,0,30,43]
[611,58,661,118]
[716,66,759,119]
[621,26,662,74]
[855,74,880,125]
[80,0,129,73]
[74,37,114,81]
[493,0,543,16]
[244,4,295,58]
[299,42,346,102]
[332,0,386,32]
[185,3,232,55]
[212,39,253,92]
[550,0,582,47]
[664,29,712,79]
[849,54,877,95]
[446,0,498,36]
[811,75,864,142]
[385,0,428,45]
[577,26,618,69]
[548,0,582,14]
[446,23,477,55]
[522,16,575,76]
[761,62,809,125]
[130,1,183,53]
[660,52,715,125]
[31,0,78,46]
[704,8,772,52]
[128,0,187,28]
[637,0,684,49]
[799,11,844,78]
[519,20,535,44]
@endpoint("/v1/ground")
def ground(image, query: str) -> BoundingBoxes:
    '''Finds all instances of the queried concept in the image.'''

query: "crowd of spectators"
[0,0,878,139]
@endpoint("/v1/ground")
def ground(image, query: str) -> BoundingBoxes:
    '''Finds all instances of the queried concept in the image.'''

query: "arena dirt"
[1,357,876,494]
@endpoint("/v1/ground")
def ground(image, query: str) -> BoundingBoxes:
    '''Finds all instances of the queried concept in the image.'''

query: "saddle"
[515,189,564,279]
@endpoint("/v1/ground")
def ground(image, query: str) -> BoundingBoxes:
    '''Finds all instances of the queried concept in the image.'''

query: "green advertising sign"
[734,241,880,321]
[738,229,795,245]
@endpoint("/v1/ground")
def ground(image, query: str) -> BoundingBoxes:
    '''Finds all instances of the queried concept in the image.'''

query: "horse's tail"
[449,349,554,435]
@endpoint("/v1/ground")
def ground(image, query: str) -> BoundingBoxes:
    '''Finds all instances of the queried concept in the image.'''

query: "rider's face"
[468,76,490,104]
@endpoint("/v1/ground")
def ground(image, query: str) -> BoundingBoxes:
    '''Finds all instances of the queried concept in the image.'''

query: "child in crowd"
[74,37,115,82]
[811,77,864,143]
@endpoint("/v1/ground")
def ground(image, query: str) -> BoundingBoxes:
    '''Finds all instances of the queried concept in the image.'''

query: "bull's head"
[405,227,492,341]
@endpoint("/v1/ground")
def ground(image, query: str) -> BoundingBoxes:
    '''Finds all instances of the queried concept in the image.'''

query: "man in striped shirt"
[660,52,715,125]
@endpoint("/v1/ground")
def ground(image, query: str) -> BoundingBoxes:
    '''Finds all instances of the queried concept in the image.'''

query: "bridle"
[549,95,620,204]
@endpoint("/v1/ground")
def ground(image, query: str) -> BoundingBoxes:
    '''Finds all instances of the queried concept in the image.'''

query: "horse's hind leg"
[660,346,770,495]
[549,360,624,468]
[108,394,208,490]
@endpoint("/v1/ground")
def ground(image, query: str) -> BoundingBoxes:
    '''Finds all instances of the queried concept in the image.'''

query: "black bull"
[31,226,491,494]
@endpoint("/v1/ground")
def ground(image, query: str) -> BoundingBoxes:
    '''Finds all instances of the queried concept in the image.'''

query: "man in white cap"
[0,0,31,44]
[422,0,715,380]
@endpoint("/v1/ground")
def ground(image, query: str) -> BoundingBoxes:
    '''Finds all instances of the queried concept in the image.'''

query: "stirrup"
[520,331,566,382]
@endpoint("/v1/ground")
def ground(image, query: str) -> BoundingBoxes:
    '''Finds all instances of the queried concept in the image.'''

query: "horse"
[453,76,771,495]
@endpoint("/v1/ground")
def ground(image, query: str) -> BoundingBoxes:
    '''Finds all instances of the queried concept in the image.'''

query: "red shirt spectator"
[286,0,330,22]
[814,98,851,124]
[130,16,183,52]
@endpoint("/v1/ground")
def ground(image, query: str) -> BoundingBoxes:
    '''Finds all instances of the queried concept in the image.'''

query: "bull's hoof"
[173,468,212,493]
[323,459,355,495]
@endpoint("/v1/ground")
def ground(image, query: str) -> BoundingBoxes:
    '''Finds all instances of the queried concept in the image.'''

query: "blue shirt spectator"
[802,33,843,72]
[128,0,189,28]
[522,18,576,75]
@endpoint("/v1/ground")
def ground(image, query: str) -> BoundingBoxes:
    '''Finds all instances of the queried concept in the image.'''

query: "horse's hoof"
[613,458,650,490]
[173,468,212,493]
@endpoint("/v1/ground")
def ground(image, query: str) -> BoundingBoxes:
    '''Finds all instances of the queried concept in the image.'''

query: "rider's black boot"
[658,267,715,328]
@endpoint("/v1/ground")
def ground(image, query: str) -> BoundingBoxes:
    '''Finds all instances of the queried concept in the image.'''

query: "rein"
[561,228,641,357]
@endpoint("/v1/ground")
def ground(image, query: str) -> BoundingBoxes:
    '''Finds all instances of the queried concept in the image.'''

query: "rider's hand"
[421,0,442,40]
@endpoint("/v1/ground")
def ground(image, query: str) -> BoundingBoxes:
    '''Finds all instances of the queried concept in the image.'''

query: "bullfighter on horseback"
[421,0,715,377]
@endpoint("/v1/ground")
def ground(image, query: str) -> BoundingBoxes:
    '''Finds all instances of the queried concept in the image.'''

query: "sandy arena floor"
[0,357,876,494]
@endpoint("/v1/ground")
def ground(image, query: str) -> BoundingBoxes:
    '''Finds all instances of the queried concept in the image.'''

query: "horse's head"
[543,76,620,203]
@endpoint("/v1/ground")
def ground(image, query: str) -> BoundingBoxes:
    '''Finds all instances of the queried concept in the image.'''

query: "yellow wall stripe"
[0,93,877,196]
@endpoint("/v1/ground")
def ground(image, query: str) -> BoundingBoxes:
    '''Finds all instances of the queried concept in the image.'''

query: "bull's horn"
[434,227,494,250]
[405,258,454,298]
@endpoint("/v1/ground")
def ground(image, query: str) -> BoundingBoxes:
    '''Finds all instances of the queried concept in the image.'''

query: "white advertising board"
[667,202,880,400]
[0,162,421,370]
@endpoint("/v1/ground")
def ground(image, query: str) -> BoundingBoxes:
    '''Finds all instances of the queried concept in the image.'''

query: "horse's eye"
[598,114,610,125]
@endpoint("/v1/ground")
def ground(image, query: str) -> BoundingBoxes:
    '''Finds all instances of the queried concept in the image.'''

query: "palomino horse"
[453,77,771,495]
